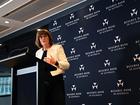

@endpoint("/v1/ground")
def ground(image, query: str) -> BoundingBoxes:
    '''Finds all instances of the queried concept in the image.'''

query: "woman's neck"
[43,45,51,51]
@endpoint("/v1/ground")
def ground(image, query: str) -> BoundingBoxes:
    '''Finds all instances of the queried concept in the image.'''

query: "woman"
[35,28,70,105]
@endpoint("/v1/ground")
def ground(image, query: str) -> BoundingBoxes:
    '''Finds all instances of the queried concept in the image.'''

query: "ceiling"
[0,0,87,39]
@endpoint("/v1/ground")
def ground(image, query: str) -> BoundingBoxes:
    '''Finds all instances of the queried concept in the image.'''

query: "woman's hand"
[50,68,65,76]
[43,56,56,65]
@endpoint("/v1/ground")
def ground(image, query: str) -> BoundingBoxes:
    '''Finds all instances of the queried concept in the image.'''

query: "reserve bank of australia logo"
[71,85,77,91]
[70,13,75,20]
[104,59,111,67]
[114,36,121,43]
[79,64,85,71]
[133,54,140,62]
[89,5,94,12]
[90,42,96,49]
[78,27,84,34]
[70,48,76,54]
[92,82,98,89]
[130,8,138,17]
[117,80,124,87]
[103,19,109,26]
[53,20,58,26]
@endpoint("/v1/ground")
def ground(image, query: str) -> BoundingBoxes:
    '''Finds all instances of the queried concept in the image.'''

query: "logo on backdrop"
[70,48,76,54]
[53,20,58,26]
[49,20,62,32]
[130,8,138,17]
[133,54,140,62]
[56,34,66,45]
[108,103,112,105]
[78,27,84,34]
[106,0,125,11]
[67,48,81,61]
[85,42,103,57]
[110,79,131,96]
[66,84,82,99]
[114,36,121,43]
[65,13,80,27]
[89,5,94,12]
[84,4,101,20]
[74,64,90,78]
[135,40,140,47]
[104,60,111,67]
[124,8,140,26]
[98,59,118,75]
[79,64,85,71]
[103,19,109,26]
[108,35,128,52]
[86,82,105,97]
[74,27,90,41]
[70,13,75,20]
[57,34,62,41]
[91,42,96,49]
[126,54,140,71]
[71,85,77,91]
[97,18,116,34]
[92,82,98,89]
[117,80,124,87]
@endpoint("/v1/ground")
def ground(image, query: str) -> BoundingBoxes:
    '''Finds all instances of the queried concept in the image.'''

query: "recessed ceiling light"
[4,21,10,24]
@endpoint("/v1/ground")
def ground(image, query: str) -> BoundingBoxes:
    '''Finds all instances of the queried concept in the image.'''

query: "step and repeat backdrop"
[42,0,140,105]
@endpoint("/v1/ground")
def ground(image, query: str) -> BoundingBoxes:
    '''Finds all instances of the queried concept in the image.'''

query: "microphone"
[8,46,29,57]
[0,43,9,53]
[0,43,6,48]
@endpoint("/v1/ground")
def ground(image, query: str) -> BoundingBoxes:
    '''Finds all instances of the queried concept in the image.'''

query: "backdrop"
[46,0,140,105]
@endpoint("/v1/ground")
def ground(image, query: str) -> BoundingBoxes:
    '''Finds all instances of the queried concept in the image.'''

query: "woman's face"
[39,34,50,47]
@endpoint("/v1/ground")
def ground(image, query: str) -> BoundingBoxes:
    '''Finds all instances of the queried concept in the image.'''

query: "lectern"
[0,52,56,105]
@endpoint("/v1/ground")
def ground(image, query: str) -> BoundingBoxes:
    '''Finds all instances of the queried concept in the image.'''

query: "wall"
[0,0,140,105]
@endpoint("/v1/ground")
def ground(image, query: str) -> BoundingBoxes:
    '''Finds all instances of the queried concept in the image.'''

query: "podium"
[0,52,56,105]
